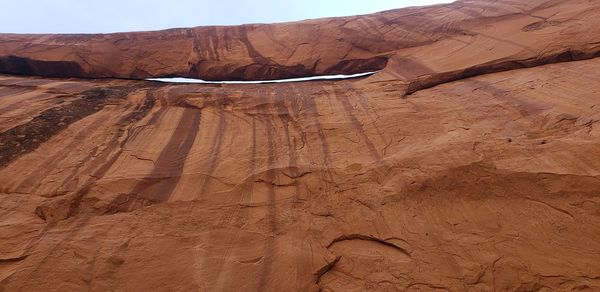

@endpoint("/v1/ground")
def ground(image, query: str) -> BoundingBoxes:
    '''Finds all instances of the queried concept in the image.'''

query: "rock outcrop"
[1,0,600,291]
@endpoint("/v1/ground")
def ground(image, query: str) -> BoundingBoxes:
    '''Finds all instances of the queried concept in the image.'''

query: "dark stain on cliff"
[0,87,129,168]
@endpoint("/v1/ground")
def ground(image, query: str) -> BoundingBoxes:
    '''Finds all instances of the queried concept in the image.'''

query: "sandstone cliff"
[1,0,600,291]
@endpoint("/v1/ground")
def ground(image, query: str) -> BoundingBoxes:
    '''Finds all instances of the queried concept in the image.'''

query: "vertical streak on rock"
[187,30,200,74]
[273,84,301,201]
[345,83,387,142]
[238,26,271,65]
[196,95,227,199]
[59,88,171,196]
[145,89,170,126]
[332,84,381,162]
[121,106,201,211]
[279,84,313,289]
[212,94,258,291]
[291,84,335,185]
[257,87,278,291]
[250,117,257,203]
[210,27,221,61]
[65,86,158,217]
[107,91,202,213]
[203,29,217,61]
[285,84,310,200]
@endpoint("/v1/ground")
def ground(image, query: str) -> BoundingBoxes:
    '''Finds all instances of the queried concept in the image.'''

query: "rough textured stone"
[1,0,600,291]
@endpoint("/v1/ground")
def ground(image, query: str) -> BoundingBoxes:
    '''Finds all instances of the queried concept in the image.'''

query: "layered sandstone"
[1,0,600,291]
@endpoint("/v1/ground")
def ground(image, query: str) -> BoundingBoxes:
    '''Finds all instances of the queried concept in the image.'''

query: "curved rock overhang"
[1,0,600,88]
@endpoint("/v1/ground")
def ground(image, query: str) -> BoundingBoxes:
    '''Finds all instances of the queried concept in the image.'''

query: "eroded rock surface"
[1,0,600,291]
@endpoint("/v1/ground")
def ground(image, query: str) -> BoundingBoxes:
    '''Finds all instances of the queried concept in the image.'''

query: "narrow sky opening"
[0,0,453,34]
[147,71,378,84]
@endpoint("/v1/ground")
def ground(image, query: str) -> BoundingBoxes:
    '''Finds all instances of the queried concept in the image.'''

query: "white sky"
[0,0,453,34]
[147,71,378,84]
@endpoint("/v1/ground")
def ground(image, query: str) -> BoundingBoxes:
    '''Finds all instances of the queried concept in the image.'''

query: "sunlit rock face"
[1,0,600,291]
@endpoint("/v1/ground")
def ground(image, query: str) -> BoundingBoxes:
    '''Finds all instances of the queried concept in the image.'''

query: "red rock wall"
[1,0,600,291]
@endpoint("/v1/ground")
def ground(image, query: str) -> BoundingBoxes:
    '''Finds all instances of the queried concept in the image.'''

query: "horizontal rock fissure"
[146,71,378,84]
[404,49,600,96]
